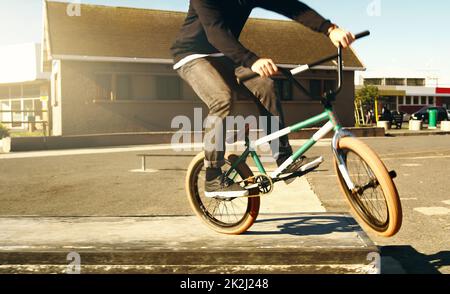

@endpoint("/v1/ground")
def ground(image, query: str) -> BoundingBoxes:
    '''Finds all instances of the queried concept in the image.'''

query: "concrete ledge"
[11,128,385,152]
[0,214,379,274]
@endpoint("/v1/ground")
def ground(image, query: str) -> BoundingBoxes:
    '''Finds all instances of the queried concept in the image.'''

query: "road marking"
[0,143,203,160]
[401,163,422,167]
[379,149,450,157]
[442,200,450,206]
[414,207,450,216]
[383,155,450,161]
[129,169,158,174]
[0,140,330,160]
[325,197,417,202]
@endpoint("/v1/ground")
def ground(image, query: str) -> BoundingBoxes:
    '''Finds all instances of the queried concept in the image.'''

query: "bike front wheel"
[186,152,260,235]
[334,137,402,237]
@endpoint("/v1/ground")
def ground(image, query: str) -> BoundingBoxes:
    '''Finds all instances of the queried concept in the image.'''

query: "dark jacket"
[171,0,333,68]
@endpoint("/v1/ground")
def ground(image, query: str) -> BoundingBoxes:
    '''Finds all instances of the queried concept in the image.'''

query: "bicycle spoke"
[343,151,389,228]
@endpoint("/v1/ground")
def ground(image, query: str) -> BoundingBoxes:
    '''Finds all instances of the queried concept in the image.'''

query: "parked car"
[447,109,450,120]
[410,106,449,123]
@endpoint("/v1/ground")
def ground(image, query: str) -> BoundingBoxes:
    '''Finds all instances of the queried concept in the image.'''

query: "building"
[0,43,51,133]
[42,1,364,136]
[357,72,450,114]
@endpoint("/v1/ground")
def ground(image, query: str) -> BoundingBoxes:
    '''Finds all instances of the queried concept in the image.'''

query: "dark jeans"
[177,57,293,168]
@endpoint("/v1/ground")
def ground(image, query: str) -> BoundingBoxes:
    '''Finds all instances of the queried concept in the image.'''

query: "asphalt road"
[305,135,450,274]
[0,135,449,273]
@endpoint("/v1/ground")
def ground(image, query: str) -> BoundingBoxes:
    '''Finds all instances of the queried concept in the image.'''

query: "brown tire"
[333,137,402,237]
[185,152,260,235]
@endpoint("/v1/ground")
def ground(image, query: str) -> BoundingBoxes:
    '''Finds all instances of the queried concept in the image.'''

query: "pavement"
[0,141,377,274]
[0,214,377,274]
[0,135,449,273]
[305,135,450,274]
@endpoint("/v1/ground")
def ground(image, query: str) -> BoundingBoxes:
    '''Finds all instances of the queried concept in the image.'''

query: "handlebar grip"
[354,30,370,40]
[236,72,260,84]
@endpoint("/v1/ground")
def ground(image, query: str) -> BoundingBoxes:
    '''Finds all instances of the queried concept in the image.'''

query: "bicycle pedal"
[299,156,324,172]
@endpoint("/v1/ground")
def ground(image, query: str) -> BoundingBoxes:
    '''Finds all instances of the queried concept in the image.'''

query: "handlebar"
[354,30,371,40]
[236,30,371,96]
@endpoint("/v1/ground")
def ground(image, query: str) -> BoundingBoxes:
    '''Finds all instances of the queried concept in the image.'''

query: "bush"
[0,123,10,139]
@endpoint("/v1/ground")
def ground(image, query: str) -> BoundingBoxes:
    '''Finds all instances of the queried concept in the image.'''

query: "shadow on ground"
[250,216,450,274]
[249,215,360,236]
[381,246,450,274]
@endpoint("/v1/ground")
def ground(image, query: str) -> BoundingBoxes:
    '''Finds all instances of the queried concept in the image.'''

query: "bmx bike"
[185,31,402,237]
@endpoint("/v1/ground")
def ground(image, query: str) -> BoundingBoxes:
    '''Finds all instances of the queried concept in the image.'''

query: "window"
[364,78,382,86]
[274,79,293,101]
[324,80,336,93]
[31,99,43,118]
[95,75,112,100]
[24,100,34,119]
[405,96,412,105]
[308,79,336,98]
[413,96,419,105]
[407,79,425,86]
[309,80,322,97]
[155,76,181,100]
[431,97,436,105]
[385,78,405,86]
[117,75,131,100]
[11,100,22,127]
[131,75,155,100]
[96,74,183,101]
[0,100,11,125]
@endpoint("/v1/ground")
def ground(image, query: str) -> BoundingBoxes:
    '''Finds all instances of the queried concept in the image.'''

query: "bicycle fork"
[332,129,397,194]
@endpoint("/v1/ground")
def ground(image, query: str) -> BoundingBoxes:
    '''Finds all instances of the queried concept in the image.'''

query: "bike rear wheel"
[334,137,402,237]
[186,152,260,235]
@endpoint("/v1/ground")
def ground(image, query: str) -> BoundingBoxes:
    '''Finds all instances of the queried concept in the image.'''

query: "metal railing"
[0,110,49,136]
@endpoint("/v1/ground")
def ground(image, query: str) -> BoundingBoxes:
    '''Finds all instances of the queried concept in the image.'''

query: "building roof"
[43,1,364,70]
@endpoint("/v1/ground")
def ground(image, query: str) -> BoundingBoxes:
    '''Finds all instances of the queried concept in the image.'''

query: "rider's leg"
[234,66,293,165]
[235,66,323,174]
[177,57,248,197]
[178,57,233,168]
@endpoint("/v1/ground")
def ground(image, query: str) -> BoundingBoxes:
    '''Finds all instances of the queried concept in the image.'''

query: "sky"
[0,0,449,85]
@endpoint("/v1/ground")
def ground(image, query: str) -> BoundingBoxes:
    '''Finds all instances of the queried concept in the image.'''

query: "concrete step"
[0,214,379,274]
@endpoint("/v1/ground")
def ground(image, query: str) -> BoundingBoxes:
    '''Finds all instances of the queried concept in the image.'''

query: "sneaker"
[204,168,249,198]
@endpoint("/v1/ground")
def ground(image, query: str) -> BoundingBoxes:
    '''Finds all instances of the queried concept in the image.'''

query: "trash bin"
[428,109,438,129]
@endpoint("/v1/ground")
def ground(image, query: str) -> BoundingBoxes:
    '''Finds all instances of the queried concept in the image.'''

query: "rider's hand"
[251,58,278,78]
[328,26,355,49]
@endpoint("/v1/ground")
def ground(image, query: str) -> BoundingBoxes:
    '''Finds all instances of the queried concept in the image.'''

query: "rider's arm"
[252,0,354,77]
[191,0,260,68]
[256,0,334,34]
[256,0,355,48]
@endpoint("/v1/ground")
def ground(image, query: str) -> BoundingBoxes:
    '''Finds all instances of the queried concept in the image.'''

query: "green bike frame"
[228,31,372,189]
[225,107,343,180]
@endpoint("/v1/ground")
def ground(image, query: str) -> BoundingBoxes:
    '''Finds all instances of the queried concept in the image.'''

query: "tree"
[0,123,10,139]
[356,85,379,108]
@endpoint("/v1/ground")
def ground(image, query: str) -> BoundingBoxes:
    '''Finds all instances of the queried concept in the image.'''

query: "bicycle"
[185,31,402,237]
